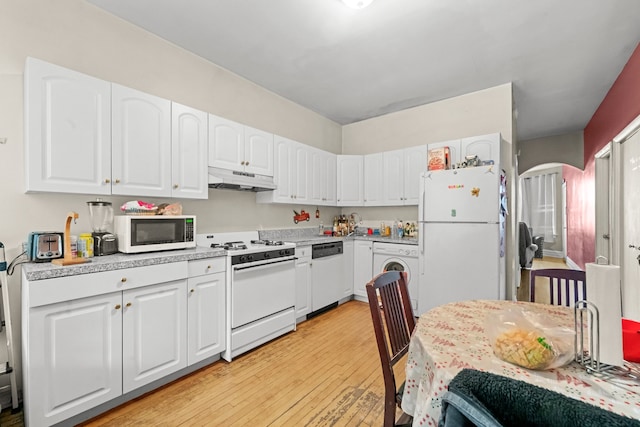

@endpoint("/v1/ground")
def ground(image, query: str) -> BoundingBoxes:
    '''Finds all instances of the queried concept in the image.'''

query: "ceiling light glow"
[341,0,374,9]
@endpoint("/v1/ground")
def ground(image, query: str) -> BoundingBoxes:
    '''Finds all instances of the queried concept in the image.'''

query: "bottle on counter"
[69,235,78,259]
[319,222,324,235]
[397,220,404,238]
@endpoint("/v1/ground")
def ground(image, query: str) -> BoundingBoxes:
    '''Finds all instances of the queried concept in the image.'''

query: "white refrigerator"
[417,166,507,315]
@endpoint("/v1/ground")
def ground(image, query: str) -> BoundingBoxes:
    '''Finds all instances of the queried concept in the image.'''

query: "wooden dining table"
[401,299,640,427]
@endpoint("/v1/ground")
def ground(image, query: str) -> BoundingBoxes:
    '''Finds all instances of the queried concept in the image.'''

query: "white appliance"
[115,215,196,253]
[310,241,344,313]
[372,242,419,312]
[418,165,507,315]
[196,232,296,361]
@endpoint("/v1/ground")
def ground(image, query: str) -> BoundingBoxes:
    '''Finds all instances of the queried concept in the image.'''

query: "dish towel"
[439,369,640,427]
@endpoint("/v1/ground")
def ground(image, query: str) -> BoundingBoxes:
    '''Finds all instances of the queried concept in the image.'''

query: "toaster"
[27,232,64,262]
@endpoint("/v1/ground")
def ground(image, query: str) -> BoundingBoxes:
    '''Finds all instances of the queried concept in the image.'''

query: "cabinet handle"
[207,265,211,270]
[246,161,249,166]
[115,304,121,310]
[173,184,179,189]
[115,179,121,184]
[241,161,245,165]
[121,277,127,283]
[126,302,132,307]
[104,178,111,184]
[190,289,195,293]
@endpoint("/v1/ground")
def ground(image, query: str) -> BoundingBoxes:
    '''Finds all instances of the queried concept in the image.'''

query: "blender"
[87,199,119,256]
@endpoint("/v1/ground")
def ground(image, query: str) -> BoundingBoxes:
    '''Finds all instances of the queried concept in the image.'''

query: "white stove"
[196,232,296,361]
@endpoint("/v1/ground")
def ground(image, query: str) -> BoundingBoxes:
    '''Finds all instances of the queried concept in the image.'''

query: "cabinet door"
[122,280,187,394]
[324,152,337,205]
[363,153,384,206]
[403,145,427,205]
[309,148,325,205]
[244,125,274,176]
[208,114,244,172]
[342,241,355,298]
[383,149,405,206]
[187,272,225,365]
[337,155,364,206]
[27,293,122,427]
[112,84,172,197]
[295,247,312,320]
[353,241,373,298]
[461,133,500,166]
[24,57,111,195]
[293,142,310,203]
[171,102,208,199]
[271,136,294,202]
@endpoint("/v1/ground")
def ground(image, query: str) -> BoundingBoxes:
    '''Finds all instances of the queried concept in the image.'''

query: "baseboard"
[0,387,16,412]
[543,250,564,259]
[566,256,581,270]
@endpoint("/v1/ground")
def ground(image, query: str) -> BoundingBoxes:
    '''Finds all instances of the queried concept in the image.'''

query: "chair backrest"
[530,268,586,306]
[366,270,416,427]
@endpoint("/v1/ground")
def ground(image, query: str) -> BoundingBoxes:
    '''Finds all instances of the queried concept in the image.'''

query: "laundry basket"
[532,236,544,258]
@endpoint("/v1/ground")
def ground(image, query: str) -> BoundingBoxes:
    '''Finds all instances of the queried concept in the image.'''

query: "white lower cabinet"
[187,258,226,364]
[342,241,354,299]
[295,246,312,321]
[27,292,123,427]
[122,280,188,394]
[353,240,374,300]
[22,258,225,427]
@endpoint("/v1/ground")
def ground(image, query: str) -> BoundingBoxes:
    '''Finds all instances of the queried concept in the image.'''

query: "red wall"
[566,42,640,268]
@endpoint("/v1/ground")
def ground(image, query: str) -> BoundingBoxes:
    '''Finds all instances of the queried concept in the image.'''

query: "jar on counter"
[78,233,94,258]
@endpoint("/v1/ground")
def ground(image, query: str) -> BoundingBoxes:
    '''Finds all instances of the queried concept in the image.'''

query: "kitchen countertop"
[22,246,226,281]
[286,234,418,247]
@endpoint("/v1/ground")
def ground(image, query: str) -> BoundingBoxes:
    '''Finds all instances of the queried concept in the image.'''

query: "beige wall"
[518,132,584,173]
[341,83,516,300]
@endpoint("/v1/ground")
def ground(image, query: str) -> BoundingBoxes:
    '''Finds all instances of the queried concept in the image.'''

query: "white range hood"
[208,167,276,192]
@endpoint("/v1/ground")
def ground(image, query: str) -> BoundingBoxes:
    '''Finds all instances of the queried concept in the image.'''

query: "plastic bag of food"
[486,307,575,370]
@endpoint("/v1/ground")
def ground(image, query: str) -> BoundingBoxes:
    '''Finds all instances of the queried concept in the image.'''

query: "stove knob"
[239,255,246,263]
[286,249,293,255]
[264,252,271,259]
[247,254,254,262]
[279,250,285,256]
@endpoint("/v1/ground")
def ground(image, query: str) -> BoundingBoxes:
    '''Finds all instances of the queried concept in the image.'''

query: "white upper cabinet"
[403,144,428,204]
[171,102,208,199]
[112,84,172,197]
[208,114,274,176]
[461,133,501,166]
[310,148,336,206]
[337,155,364,206]
[24,57,112,194]
[256,136,310,204]
[383,149,404,205]
[363,153,384,206]
[208,115,244,171]
[244,126,274,176]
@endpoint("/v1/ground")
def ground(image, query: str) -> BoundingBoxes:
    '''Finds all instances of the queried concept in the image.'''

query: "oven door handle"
[233,257,297,271]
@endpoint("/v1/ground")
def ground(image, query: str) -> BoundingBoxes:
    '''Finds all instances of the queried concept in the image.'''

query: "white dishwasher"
[310,241,343,315]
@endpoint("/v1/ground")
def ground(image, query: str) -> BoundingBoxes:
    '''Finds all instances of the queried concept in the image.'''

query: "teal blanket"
[439,369,640,427]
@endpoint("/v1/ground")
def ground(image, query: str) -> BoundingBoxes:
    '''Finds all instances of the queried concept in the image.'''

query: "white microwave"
[114,215,196,254]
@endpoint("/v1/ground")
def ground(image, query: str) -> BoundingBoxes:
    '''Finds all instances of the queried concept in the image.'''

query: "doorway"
[610,114,640,321]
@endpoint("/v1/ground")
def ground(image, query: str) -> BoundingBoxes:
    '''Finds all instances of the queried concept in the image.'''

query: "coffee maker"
[87,199,119,256]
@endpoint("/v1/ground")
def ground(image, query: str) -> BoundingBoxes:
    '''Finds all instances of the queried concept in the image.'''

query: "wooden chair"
[366,271,415,427]
[530,268,586,306]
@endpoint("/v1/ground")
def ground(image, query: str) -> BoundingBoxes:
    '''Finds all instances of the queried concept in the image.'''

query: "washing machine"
[372,242,419,312]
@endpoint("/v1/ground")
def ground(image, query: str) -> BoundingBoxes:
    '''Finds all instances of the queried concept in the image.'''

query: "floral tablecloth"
[401,300,640,427]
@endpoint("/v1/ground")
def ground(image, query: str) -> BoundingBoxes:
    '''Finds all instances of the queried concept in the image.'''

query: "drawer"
[295,246,311,259]
[188,257,226,277]
[26,262,189,307]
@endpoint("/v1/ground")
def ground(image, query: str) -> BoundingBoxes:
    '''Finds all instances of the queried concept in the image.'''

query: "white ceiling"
[87,0,640,141]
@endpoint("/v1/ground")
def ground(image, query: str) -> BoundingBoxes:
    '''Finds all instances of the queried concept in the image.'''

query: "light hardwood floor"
[2,300,401,426]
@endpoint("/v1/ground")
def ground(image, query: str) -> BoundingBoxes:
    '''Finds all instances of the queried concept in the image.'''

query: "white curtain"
[520,173,557,242]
